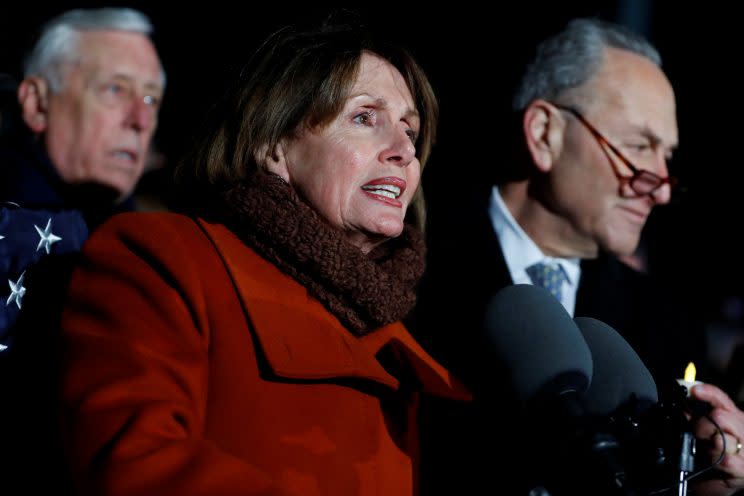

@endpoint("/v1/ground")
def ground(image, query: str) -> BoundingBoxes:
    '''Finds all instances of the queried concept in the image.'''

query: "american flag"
[0,204,88,352]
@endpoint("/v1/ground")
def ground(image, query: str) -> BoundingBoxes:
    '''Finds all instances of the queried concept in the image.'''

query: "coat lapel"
[198,219,468,400]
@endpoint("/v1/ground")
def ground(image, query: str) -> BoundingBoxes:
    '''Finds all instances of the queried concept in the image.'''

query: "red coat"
[60,212,468,496]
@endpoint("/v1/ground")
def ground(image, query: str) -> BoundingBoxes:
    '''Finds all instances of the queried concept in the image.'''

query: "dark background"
[2,2,743,380]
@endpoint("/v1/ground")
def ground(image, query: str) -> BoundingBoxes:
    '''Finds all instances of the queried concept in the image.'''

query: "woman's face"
[269,52,421,254]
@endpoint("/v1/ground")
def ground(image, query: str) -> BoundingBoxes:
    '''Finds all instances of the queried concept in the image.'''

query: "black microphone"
[483,284,593,406]
[483,285,643,495]
[484,285,639,495]
[574,317,692,495]
[574,316,658,416]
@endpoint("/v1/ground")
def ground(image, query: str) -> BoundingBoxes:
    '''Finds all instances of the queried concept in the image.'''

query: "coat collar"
[199,219,469,400]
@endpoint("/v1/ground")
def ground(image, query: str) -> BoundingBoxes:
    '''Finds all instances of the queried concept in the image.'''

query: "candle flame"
[684,362,697,382]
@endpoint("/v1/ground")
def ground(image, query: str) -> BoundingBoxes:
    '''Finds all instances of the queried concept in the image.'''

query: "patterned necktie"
[525,262,567,302]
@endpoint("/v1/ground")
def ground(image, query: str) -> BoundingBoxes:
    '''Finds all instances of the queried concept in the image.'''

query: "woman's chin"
[346,220,404,253]
[370,218,405,240]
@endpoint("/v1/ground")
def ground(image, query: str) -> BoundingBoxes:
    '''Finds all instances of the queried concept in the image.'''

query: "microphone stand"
[675,386,711,496]
[677,431,695,496]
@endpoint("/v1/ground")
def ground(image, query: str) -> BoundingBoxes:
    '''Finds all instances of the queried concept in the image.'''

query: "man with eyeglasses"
[0,7,165,493]
[412,17,744,496]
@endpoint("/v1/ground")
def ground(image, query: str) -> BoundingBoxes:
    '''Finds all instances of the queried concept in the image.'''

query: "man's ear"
[523,99,566,173]
[256,139,290,182]
[18,77,49,134]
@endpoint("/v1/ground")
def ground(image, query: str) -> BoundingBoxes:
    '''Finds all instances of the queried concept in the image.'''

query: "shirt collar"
[488,186,581,309]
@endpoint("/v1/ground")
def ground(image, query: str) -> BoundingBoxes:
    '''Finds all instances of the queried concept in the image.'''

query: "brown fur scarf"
[217,170,425,335]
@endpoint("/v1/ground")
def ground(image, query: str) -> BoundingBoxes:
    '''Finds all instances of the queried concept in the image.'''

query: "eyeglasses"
[552,103,677,198]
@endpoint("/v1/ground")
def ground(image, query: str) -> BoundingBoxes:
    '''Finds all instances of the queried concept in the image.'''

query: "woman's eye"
[406,129,418,143]
[353,110,375,126]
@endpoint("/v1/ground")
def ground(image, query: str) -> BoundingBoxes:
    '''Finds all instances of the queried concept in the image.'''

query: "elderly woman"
[58,18,467,496]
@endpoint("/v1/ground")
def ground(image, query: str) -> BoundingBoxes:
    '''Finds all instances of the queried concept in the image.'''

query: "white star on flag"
[35,218,62,254]
[7,272,26,309]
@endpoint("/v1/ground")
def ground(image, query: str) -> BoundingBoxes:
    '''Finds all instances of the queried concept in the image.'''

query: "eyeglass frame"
[550,102,677,198]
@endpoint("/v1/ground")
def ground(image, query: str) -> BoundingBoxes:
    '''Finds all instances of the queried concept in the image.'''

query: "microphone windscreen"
[483,284,592,402]
[574,317,658,416]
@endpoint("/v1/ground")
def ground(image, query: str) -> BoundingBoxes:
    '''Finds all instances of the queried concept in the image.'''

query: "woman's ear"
[18,77,49,134]
[256,140,290,182]
[523,100,566,173]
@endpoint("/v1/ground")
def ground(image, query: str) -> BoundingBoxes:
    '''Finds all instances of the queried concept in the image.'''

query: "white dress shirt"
[488,186,581,316]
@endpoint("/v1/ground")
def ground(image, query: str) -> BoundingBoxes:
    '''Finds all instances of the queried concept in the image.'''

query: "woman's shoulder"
[100,210,194,230]
[89,211,211,241]
[84,211,218,257]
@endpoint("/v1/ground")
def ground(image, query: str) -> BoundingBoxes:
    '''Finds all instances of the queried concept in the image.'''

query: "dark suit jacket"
[408,184,704,495]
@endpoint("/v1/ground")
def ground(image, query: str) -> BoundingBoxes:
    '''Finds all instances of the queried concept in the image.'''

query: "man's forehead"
[584,49,677,140]
[74,31,162,83]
